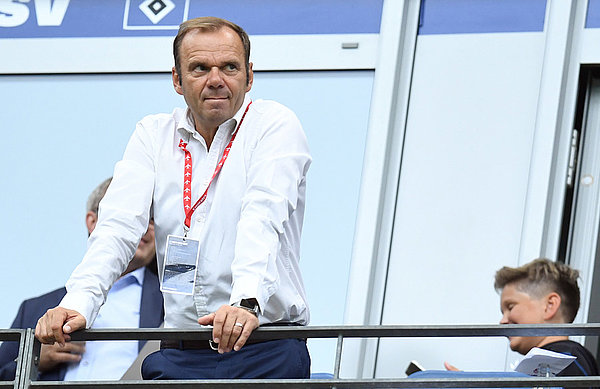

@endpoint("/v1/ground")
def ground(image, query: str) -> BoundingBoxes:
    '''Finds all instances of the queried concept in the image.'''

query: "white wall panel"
[375,32,546,376]
[0,34,378,73]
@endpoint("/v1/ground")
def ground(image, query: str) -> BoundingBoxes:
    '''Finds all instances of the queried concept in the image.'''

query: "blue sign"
[587,0,600,28]
[418,0,547,35]
[0,0,383,38]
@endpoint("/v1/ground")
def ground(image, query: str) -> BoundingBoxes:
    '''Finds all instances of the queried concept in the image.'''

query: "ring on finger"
[234,322,244,328]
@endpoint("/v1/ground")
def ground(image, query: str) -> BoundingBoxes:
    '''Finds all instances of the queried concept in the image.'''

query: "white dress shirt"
[61,96,311,329]
[63,268,143,381]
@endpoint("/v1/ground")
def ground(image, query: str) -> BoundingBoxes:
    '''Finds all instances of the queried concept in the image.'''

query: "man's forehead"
[182,27,242,48]
[181,35,243,60]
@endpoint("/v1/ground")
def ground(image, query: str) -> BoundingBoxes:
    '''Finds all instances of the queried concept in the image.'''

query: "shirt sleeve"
[59,121,156,326]
[229,103,311,311]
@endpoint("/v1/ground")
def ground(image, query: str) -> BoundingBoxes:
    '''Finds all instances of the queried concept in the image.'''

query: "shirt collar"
[230,95,252,136]
[176,109,198,139]
[122,266,145,286]
[176,94,252,139]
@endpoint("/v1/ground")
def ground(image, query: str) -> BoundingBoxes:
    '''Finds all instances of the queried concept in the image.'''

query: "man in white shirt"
[35,17,311,379]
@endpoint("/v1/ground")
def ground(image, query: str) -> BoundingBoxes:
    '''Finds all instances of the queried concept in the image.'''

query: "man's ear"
[172,67,183,95]
[86,211,98,236]
[245,62,253,91]
[543,292,562,322]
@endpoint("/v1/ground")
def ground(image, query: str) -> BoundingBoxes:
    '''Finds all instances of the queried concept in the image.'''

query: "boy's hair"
[494,258,580,323]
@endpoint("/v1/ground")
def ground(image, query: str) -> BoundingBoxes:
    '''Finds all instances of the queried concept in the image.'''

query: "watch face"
[240,298,258,310]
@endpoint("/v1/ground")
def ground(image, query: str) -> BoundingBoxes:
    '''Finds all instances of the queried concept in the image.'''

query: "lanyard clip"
[183,224,189,239]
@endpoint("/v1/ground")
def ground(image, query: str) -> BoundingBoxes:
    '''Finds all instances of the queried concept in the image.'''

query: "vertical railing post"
[331,333,344,389]
[11,329,26,389]
[17,329,39,389]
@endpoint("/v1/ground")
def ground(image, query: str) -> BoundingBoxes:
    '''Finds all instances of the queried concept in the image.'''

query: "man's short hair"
[494,258,580,323]
[173,16,251,84]
[86,177,112,214]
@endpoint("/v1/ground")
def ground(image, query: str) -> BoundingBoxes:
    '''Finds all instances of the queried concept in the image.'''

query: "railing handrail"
[61,323,600,341]
[5,324,600,388]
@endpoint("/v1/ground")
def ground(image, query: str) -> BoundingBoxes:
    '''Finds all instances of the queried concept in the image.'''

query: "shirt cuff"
[58,292,99,329]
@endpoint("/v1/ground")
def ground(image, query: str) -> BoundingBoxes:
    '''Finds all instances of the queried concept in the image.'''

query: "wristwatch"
[232,298,259,317]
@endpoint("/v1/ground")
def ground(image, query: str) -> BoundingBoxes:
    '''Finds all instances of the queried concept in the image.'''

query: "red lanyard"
[178,101,252,231]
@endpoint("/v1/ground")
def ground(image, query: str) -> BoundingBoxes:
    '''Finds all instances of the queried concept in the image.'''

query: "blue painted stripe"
[188,0,383,35]
[586,0,600,28]
[418,0,547,35]
[0,0,383,39]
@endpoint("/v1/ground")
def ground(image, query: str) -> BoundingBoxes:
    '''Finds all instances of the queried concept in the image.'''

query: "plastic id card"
[161,235,199,295]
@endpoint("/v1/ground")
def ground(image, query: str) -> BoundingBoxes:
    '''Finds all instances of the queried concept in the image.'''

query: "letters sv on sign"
[0,0,70,27]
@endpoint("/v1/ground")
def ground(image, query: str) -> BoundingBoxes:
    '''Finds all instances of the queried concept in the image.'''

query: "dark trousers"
[141,338,310,380]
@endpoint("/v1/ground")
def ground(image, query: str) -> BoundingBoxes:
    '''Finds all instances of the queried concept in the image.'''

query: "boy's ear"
[543,292,562,322]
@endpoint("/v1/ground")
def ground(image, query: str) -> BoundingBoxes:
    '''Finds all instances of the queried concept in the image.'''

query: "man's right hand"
[35,307,86,346]
[38,342,85,372]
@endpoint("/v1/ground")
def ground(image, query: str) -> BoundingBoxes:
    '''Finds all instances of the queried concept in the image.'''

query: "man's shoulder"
[247,99,303,132]
[23,287,66,306]
[138,107,189,130]
[251,99,295,117]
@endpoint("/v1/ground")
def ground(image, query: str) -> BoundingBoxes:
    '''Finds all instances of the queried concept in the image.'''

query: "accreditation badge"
[161,235,199,295]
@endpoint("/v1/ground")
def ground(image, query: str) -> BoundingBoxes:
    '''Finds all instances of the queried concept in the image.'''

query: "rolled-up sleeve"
[60,122,156,326]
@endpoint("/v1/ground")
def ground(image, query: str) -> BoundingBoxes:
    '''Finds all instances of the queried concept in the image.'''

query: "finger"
[61,342,86,354]
[211,307,229,346]
[197,312,216,326]
[231,321,249,351]
[222,314,243,353]
[55,351,83,364]
[36,313,55,344]
[49,310,69,346]
[47,346,84,363]
[444,361,460,371]
[35,317,48,343]
[215,310,235,353]
[233,315,259,351]
[63,314,86,334]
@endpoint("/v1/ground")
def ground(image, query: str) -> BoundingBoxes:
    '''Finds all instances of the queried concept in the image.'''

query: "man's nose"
[207,67,224,88]
[499,313,509,324]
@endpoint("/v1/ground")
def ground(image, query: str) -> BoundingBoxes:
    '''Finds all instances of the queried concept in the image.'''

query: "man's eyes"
[192,64,238,72]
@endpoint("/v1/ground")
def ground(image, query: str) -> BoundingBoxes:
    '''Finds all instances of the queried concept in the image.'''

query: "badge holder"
[161,234,199,295]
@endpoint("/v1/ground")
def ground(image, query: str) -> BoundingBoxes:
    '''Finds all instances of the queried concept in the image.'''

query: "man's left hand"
[198,305,259,353]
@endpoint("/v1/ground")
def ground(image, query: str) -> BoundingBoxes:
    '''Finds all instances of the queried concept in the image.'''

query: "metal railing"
[4,324,600,388]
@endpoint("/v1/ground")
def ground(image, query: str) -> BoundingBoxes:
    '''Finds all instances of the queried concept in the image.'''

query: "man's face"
[124,220,156,274]
[172,27,253,134]
[499,283,547,355]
